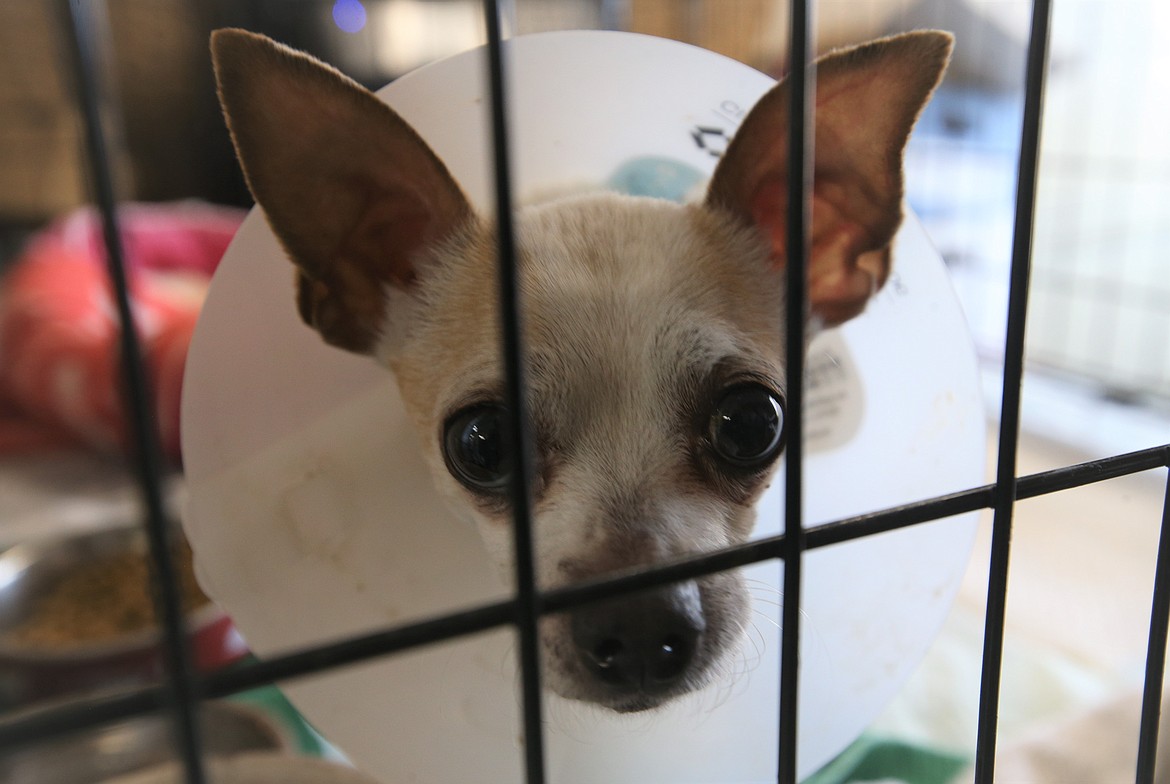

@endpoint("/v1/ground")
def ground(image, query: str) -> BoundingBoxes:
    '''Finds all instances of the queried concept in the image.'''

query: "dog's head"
[211,29,950,712]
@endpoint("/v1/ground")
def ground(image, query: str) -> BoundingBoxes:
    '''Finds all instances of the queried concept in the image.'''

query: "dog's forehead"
[516,193,782,338]
[514,194,785,424]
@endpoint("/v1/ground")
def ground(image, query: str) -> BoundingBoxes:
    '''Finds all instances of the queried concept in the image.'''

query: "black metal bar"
[813,444,1170,548]
[1016,447,1169,499]
[779,2,813,779]
[205,600,514,696]
[1136,467,1170,782]
[481,1,547,782]
[3,443,1167,753]
[0,688,167,753]
[57,2,206,783]
[973,0,1053,780]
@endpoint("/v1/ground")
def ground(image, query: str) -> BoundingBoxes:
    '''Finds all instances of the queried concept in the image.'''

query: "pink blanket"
[0,202,245,462]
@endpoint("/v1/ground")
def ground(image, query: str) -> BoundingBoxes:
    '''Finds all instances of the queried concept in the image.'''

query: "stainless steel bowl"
[0,526,246,706]
[0,700,292,783]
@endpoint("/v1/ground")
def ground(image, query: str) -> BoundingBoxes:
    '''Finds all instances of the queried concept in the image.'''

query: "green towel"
[803,734,969,784]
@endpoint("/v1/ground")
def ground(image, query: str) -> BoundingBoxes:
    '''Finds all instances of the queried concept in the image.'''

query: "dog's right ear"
[706,31,952,328]
[211,29,472,354]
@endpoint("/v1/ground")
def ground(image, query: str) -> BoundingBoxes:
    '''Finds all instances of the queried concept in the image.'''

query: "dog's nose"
[570,583,705,695]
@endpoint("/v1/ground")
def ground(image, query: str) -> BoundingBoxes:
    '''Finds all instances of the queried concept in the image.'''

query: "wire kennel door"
[1,1,1167,783]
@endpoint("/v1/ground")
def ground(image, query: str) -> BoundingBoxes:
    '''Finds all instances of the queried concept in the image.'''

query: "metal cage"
[2,1,1168,783]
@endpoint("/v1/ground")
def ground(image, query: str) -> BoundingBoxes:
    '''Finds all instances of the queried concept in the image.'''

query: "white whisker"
[750,606,782,631]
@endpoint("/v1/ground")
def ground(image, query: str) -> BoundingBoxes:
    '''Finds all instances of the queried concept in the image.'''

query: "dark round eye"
[443,405,512,492]
[708,384,786,468]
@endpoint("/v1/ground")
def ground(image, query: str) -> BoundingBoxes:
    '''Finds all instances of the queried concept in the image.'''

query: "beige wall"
[629,0,916,72]
[0,1,211,222]
[0,3,90,220]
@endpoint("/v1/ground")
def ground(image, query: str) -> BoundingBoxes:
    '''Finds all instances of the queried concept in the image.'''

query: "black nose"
[570,583,705,695]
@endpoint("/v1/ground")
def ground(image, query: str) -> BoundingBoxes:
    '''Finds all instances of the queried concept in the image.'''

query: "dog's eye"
[443,405,513,492]
[708,384,786,468]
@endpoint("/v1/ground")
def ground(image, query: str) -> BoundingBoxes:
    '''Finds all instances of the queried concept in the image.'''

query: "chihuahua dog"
[210,28,951,714]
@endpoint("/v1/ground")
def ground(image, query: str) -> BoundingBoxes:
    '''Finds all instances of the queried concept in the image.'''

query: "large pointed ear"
[706,31,952,327]
[211,29,473,354]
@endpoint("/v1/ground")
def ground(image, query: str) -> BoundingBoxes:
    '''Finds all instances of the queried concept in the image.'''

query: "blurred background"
[3,1,1168,420]
[0,1,1167,782]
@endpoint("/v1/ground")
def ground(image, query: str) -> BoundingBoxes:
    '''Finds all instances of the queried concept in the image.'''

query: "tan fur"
[211,28,951,712]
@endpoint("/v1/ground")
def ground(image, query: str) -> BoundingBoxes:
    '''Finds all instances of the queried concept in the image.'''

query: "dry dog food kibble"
[7,543,210,648]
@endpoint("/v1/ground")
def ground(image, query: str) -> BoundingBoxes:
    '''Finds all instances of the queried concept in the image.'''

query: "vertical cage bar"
[1136,468,1170,783]
[481,1,547,782]
[58,2,206,783]
[778,0,813,781]
[973,0,1052,780]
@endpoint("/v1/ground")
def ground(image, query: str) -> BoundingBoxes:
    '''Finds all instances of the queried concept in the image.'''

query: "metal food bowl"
[0,700,292,783]
[104,753,384,784]
[0,525,247,706]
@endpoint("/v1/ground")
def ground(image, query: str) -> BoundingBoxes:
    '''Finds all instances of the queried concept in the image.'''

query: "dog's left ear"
[706,31,952,327]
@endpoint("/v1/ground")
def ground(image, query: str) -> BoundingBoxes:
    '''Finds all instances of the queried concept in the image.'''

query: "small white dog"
[211,28,951,713]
